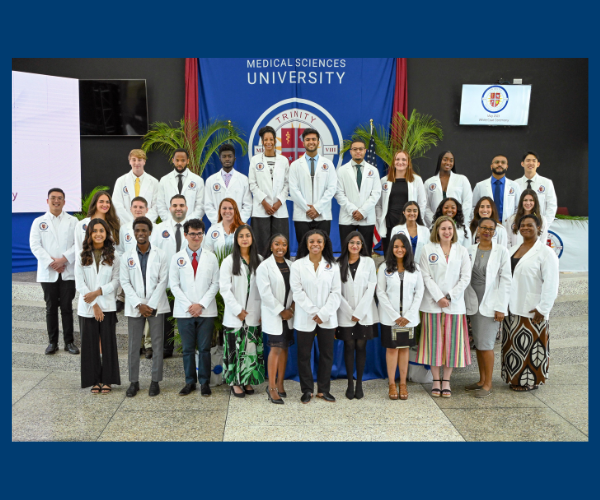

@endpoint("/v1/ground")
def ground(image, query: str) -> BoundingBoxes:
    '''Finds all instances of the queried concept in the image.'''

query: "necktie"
[493,179,502,221]
[175,223,182,252]
[192,252,198,277]
[177,174,183,194]
[310,158,315,177]
[356,164,362,190]
[134,177,140,197]
[224,172,231,188]
[527,179,532,190]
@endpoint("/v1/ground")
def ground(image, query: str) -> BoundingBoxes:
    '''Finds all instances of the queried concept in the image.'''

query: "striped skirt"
[416,312,471,368]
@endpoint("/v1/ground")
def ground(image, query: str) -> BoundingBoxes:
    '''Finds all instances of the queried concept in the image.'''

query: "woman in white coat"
[256,233,295,404]
[507,189,547,248]
[470,197,508,247]
[74,191,121,257]
[465,218,512,398]
[375,150,426,255]
[389,201,431,264]
[203,198,243,256]
[336,231,378,400]
[502,214,559,392]
[290,229,342,403]
[417,216,472,397]
[431,197,472,248]
[219,224,264,397]
[75,219,121,394]
[377,233,424,401]
[424,151,473,227]
[249,125,291,255]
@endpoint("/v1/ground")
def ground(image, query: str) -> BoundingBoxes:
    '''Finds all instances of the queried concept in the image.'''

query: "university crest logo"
[256,163,265,171]
[123,186,128,194]
[429,254,439,264]
[508,187,515,195]
[429,183,437,192]
[162,230,170,238]
[547,230,564,259]
[189,181,196,189]
[177,258,187,267]
[125,233,132,242]
[324,263,332,270]
[39,222,48,231]
[211,231,220,240]
[82,224,87,231]
[481,85,509,113]
[538,185,546,194]
[127,258,136,268]
[213,183,221,192]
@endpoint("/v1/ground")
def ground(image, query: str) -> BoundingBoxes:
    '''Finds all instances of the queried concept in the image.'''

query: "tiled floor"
[12,364,588,442]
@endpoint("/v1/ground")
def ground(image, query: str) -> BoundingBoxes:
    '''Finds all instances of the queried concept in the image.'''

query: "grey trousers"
[128,314,164,383]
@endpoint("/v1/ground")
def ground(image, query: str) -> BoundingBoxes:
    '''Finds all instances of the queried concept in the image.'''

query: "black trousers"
[40,276,76,345]
[297,326,335,394]
[163,290,175,353]
[339,224,375,251]
[80,313,121,388]
[294,220,331,246]
[252,216,289,256]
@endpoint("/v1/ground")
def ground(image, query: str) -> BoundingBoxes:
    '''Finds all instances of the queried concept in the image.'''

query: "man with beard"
[156,149,205,222]
[471,155,521,226]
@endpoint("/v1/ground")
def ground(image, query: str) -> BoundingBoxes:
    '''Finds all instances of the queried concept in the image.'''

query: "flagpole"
[370,118,373,135]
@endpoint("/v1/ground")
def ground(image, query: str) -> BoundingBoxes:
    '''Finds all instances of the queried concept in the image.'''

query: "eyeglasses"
[479,227,496,233]
[350,147,365,151]
[187,232,204,238]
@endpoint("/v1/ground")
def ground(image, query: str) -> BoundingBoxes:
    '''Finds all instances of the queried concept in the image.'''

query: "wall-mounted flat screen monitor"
[459,84,532,126]
[79,79,148,136]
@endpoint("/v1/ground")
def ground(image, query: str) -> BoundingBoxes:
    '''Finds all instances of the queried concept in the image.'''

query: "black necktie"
[175,223,182,252]
[177,174,183,194]
[356,164,362,190]
[310,157,315,177]
[527,179,532,190]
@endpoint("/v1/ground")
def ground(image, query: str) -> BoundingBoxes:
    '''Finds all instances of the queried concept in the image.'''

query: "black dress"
[266,260,295,348]
[336,259,376,341]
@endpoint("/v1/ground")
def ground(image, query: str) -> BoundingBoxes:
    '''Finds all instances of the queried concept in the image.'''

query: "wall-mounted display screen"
[459,84,532,126]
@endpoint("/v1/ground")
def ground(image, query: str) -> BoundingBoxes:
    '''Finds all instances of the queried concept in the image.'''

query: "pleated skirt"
[416,312,471,368]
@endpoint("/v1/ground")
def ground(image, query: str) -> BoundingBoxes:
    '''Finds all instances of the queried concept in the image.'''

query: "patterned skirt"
[501,312,549,387]
[416,313,471,368]
[223,325,265,386]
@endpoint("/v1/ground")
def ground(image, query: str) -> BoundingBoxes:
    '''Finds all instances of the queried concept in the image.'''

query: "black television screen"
[79,79,148,136]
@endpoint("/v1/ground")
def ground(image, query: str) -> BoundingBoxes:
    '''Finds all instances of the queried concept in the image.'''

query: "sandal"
[388,383,398,400]
[91,384,101,395]
[100,384,111,395]
[441,379,452,398]
[399,384,408,400]
[431,379,442,397]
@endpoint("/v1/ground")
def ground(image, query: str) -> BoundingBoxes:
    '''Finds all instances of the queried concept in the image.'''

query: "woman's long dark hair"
[397,200,425,226]
[433,150,456,175]
[512,189,544,235]
[231,224,260,276]
[87,191,120,244]
[261,233,290,260]
[337,231,370,283]
[470,196,501,235]
[80,218,115,267]
[296,229,335,265]
[432,197,468,239]
[385,233,417,274]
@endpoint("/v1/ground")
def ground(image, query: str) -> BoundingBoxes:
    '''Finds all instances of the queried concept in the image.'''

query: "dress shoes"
[140,347,146,356]
[148,381,160,397]
[201,382,212,397]
[354,383,364,400]
[126,382,140,397]
[45,343,58,355]
[301,392,313,404]
[231,386,246,398]
[163,350,173,359]
[64,343,80,355]
[116,300,124,313]
[244,386,255,395]
[316,392,336,402]
[179,383,196,396]
[145,347,153,359]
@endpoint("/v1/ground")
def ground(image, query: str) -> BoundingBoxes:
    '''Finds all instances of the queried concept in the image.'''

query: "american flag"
[364,134,382,250]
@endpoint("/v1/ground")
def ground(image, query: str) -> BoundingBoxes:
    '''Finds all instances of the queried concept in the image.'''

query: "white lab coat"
[334,161,382,226]
[219,254,262,329]
[73,217,118,260]
[290,256,342,331]
[515,174,558,224]
[29,211,78,282]
[471,177,522,227]
[465,243,512,317]
[423,172,473,227]
[288,155,337,222]
[248,153,290,218]
[119,244,171,318]
[255,255,294,335]
[150,218,188,263]
[204,169,252,224]
[116,222,136,258]
[169,248,220,318]
[389,223,431,264]
[471,222,508,248]
[202,222,233,255]
[74,255,120,317]
[506,213,548,249]
[337,256,378,327]
[156,169,205,222]
[376,262,424,327]
[508,240,559,320]
[375,174,427,238]
[419,242,472,314]
[112,171,159,224]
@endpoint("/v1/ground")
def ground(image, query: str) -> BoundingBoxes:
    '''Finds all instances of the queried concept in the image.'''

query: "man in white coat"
[150,194,189,358]
[112,149,160,224]
[471,154,522,226]
[29,188,80,355]
[204,144,253,224]
[334,137,381,250]
[120,216,171,398]
[156,148,205,222]
[515,151,558,226]
[169,218,220,397]
[288,128,337,245]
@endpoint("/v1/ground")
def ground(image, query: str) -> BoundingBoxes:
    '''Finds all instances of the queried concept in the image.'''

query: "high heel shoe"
[431,379,442,397]
[266,386,284,405]
[441,379,452,398]
[231,386,245,398]
[399,384,408,400]
[388,383,398,400]
[346,381,355,400]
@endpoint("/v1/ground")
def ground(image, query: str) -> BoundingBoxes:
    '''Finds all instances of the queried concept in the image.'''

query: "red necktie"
[192,252,198,277]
